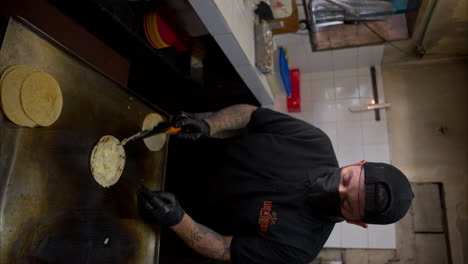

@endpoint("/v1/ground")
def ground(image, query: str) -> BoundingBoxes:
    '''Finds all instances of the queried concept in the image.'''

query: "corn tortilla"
[20,71,63,127]
[0,65,38,127]
[142,113,167,151]
[90,135,126,188]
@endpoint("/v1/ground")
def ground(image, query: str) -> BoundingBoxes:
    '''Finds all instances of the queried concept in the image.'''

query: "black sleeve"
[230,235,313,264]
[247,108,326,140]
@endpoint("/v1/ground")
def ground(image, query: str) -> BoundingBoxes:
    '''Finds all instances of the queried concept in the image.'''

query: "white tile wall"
[358,75,373,98]
[361,121,389,145]
[337,144,364,167]
[309,71,334,80]
[314,122,337,147]
[336,98,366,121]
[334,69,358,78]
[367,224,396,249]
[324,222,342,248]
[358,67,370,76]
[287,43,309,70]
[337,121,363,146]
[332,48,358,70]
[274,66,395,249]
[324,222,396,249]
[358,45,385,68]
[300,101,334,123]
[335,76,359,99]
[308,50,334,72]
[305,79,335,102]
[341,222,369,248]
[363,144,390,163]
[272,34,384,73]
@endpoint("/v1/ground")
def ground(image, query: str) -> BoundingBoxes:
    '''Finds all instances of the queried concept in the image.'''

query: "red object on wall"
[288,69,301,112]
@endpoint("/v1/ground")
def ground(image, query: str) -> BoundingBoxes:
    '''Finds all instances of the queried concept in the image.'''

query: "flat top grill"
[0,17,166,264]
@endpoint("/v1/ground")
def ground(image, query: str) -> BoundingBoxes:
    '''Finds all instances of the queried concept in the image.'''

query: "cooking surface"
[0,17,166,264]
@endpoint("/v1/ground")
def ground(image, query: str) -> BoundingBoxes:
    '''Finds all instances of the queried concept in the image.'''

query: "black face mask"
[306,168,342,220]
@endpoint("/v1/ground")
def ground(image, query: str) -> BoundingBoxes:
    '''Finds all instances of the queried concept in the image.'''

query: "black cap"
[362,162,414,224]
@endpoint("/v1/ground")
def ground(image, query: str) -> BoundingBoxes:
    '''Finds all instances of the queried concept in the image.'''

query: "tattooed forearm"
[187,224,230,260]
[204,104,257,136]
[171,214,232,261]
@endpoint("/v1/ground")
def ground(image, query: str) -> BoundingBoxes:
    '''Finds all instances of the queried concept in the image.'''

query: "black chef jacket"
[166,108,339,264]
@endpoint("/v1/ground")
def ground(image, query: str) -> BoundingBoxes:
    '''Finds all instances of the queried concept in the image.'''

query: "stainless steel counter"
[0,17,166,264]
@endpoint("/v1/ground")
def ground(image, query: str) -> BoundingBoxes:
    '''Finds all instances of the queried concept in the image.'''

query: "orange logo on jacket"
[259,201,277,232]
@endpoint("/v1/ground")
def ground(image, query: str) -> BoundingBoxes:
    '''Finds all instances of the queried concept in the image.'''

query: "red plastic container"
[287,69,301,112]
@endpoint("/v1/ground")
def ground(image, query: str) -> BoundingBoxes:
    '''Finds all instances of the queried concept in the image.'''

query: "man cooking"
[137,104,414,263]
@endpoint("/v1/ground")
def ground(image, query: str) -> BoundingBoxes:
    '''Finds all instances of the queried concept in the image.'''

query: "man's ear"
[345,220,368,228]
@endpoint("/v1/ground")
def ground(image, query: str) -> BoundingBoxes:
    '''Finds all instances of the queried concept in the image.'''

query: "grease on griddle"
[23,211,139,264]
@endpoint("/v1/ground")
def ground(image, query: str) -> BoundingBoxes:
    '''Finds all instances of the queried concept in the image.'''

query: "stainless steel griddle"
[0,17,166,264]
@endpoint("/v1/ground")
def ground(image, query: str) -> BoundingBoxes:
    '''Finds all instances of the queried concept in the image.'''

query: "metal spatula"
[120,121,181,146]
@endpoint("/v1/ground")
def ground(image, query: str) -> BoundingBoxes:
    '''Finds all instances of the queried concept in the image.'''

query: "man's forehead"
[358,165,366,218]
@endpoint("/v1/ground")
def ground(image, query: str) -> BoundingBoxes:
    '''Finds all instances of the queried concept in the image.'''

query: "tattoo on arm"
[171,214,231,261]
[187,224,230,260]
[204,104,257,136]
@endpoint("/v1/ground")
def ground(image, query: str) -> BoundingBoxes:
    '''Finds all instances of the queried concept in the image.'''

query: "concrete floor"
[315,58,468,264]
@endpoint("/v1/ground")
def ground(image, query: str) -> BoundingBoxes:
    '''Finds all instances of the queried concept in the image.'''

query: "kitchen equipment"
[144,11,169,49]
[143,6,190,52]
[287,69,301,112]
[267,49,287,96]
[120,121,181,146]
[279,48,291,97]
[89,121,179,188]
[0,17,166,264]
[254,21,274,74]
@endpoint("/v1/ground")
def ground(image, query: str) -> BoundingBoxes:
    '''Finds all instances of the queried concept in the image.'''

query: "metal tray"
[0,17,166,264]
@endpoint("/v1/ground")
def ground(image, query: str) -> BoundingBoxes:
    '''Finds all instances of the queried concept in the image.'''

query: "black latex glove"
[171,112,211,140]
[137,186,185,226]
